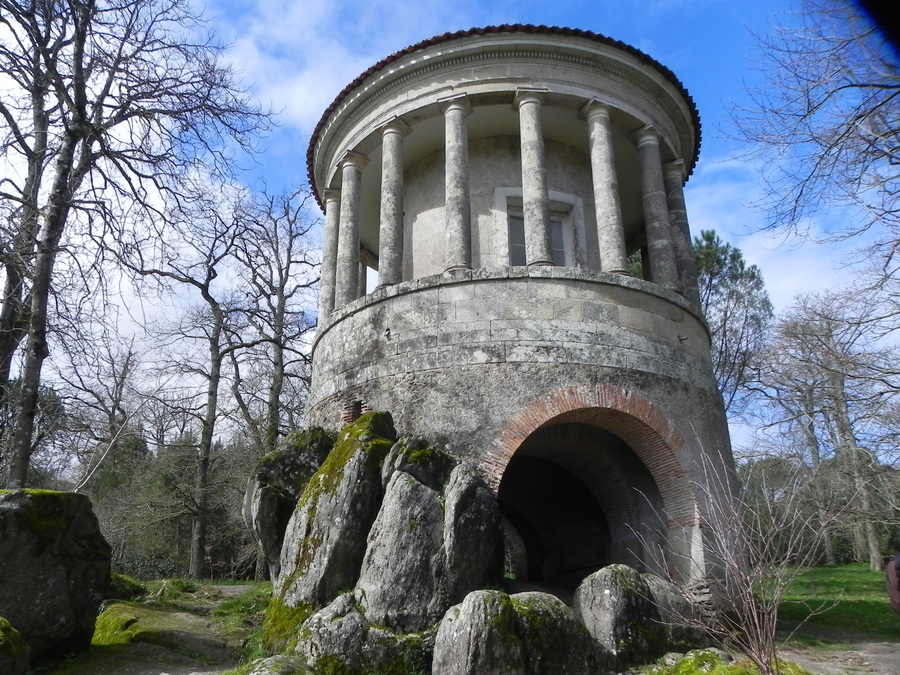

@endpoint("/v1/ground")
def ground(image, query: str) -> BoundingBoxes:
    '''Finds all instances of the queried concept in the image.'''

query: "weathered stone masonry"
[305,25,735,588]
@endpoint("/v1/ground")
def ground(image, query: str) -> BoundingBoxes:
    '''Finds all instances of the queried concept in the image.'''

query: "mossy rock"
[509,591,609,673]
[0,489,110,664]
[380,439,457,491]
[0,489,81,550]
[295,592,434,675]
[0,617,30,675]
[275,412,396,618]
[93,601,233,664]
[106,572,148,600]
[257,427,338,495]
[645,649,815,675]
[261,598,317,653]
[574,564,667,668]
[295,412,396,514]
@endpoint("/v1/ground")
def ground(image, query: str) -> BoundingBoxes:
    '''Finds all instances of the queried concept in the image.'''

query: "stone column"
[442,95,472,271]
[581,100,628,274]
[335,151,368,308]
[633,126,678,291]
[664,160,702,311]
[378,118,410,286]
[357,260,368,298]
[318,189,341,318]
[515,90,552,266]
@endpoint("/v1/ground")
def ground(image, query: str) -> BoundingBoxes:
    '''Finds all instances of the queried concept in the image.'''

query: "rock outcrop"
[433,590,608,675]
[276,414,395,610]
[0,489,111,664]
[258,414,717,674]
[265,414,504,671]
[244,428,336,580]
[356,442,503,631]
[294,591,433,675]
[574,563,667,668]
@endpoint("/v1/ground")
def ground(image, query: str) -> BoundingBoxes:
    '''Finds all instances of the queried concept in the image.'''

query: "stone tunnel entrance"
[497,421,668,597]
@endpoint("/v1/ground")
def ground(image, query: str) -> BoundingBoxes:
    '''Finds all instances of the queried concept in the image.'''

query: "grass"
[778,563,900,643]
[212,582,273,662]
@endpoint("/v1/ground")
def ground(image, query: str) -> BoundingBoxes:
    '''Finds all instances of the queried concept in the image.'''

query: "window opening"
[508,215,527,266]
[508,211,572,266]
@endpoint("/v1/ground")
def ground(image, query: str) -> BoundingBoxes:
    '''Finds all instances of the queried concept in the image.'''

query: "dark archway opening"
[497,421,666,597]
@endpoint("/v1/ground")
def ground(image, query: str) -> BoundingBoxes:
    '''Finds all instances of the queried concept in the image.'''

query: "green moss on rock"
[107,572,147,600]
[261,598,317,654]
[296,412,395,514]
[258,428,338,495]
[0,489,78,550]
[92,604,143,646]
[0,616,30,674]
[280,412,396,593]
[383,441,457,491]
[646,649,815,675]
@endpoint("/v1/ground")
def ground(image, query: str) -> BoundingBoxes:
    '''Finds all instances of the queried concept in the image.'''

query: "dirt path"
[779,625,900,675]
[40,586,253,675]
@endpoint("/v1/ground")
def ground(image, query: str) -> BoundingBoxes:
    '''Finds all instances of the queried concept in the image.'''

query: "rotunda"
[305,25,734,588]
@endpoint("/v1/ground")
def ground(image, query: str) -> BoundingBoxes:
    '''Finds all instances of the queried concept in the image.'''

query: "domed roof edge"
[306,24,702,208]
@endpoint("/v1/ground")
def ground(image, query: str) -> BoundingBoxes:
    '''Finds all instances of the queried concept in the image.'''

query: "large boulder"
[243,428,335,580]
[434,590,608,675]
[641,572,711,651]
[432,590,525,675]
[574,564,667,669]
[294,592,433,674]
[274,412,397,613]
[0,490,111,664]
[510,592,610,675]
[356,443,503,631]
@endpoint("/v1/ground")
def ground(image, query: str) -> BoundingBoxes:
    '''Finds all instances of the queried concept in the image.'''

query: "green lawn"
[778,563,900,642]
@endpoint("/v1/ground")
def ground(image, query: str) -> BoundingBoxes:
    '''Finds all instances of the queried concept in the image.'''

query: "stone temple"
[305,25,734,591]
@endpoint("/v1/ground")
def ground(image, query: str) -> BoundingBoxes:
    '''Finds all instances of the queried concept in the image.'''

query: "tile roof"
[307,24,702,204]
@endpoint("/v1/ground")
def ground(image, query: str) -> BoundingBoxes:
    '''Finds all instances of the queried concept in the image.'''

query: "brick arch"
[483,384,698,528]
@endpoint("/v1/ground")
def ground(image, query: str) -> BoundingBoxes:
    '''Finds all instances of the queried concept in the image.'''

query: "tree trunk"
[189,306,224,578]
[829,373,883,571]
[799,404,838,565]
[5,131,79,488]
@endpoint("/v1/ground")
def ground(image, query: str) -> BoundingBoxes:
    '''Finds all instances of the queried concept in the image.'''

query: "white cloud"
[209,0,487,139]
[686,153,853,315]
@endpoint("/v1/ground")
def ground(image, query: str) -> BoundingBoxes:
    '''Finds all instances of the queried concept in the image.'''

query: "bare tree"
[752,289,900,570]
[641,447,835,675]
[228,187,319,454]
[733,0,900,275]
[48,322,145,491]
[0,0,269,487]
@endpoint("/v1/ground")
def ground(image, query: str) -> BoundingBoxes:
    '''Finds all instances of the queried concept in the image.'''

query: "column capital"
[323,188,341,205]
[378,117,412,138]
[513,87,548,109]
[340,150,369,170]
[439,93,472,116]
[663,159,687,182]
[578,98,612,121]
[630,124,661,147]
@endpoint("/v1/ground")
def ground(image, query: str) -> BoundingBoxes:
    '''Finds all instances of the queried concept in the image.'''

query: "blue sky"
[205,0,858,314]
